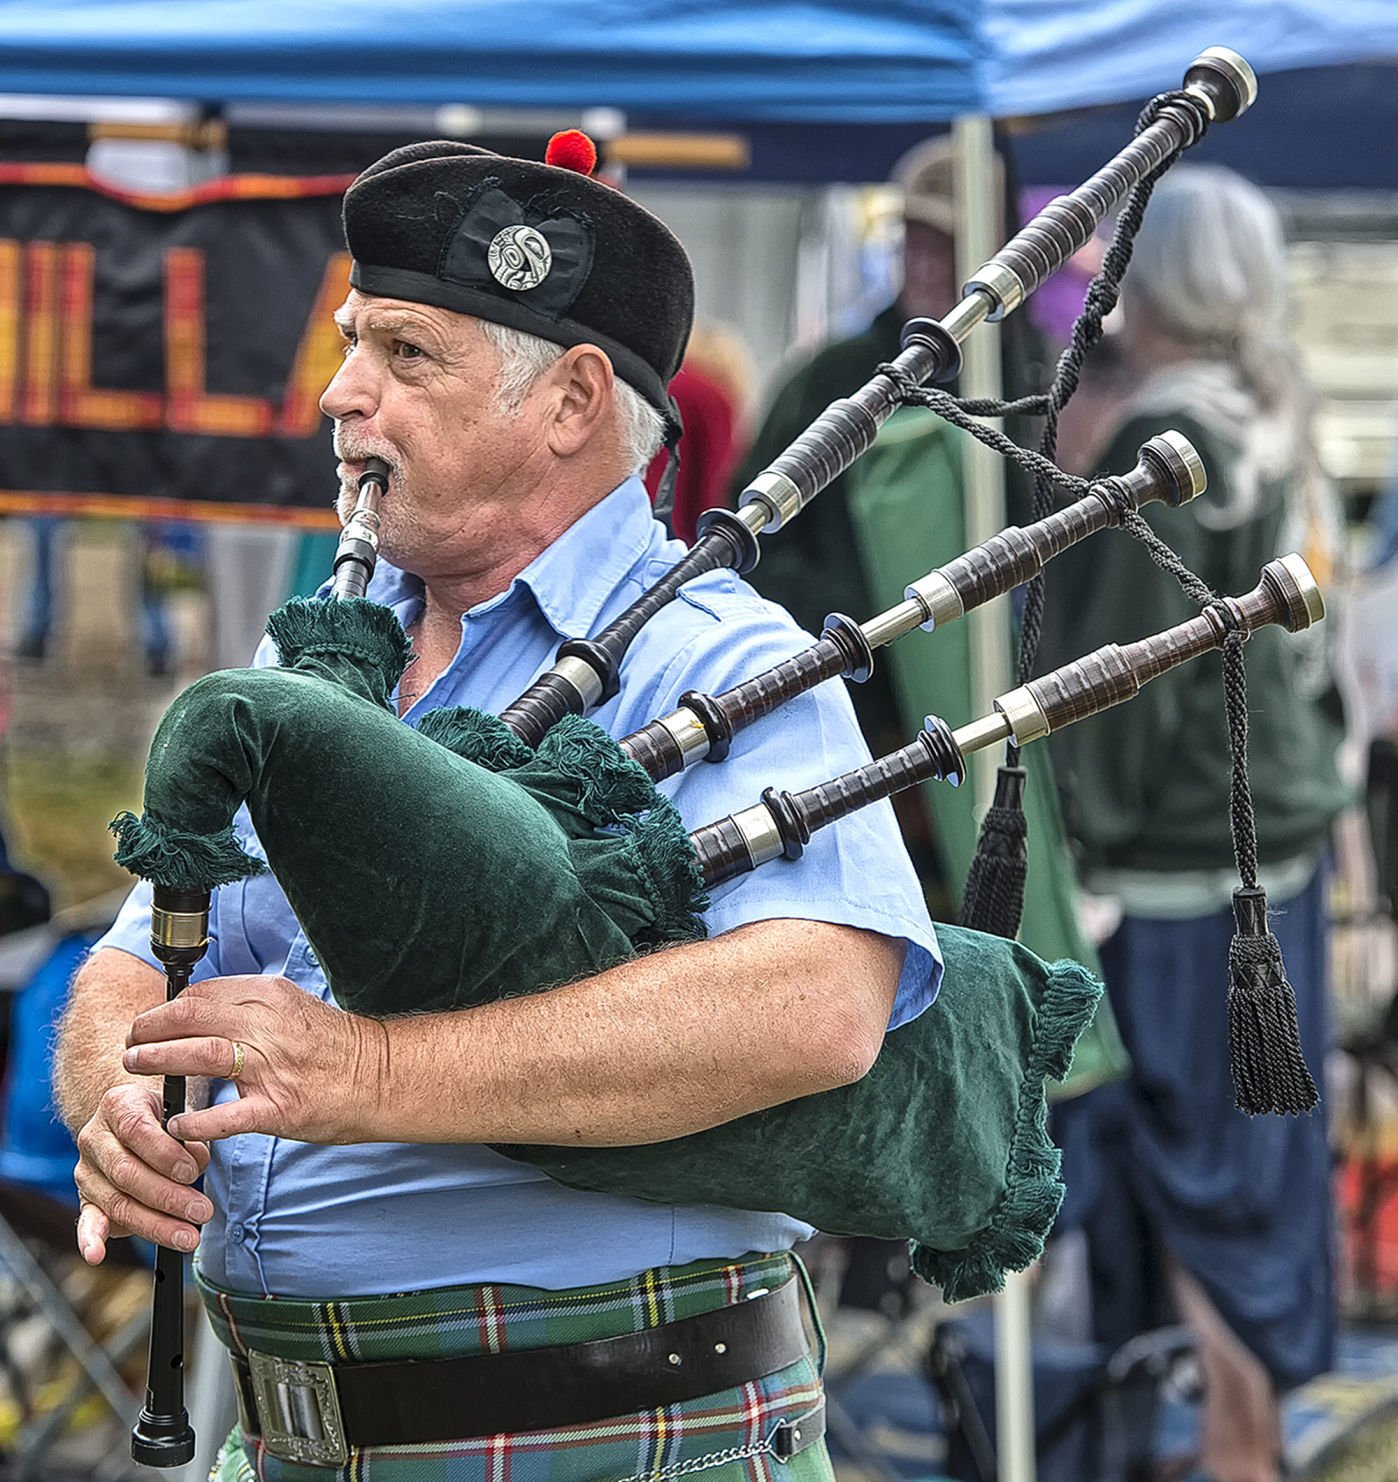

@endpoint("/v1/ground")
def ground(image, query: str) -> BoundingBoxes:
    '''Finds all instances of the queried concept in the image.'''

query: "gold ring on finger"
[228,1040,246,1081]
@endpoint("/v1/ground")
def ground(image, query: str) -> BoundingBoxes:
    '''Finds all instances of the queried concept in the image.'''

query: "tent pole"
[952,110,1037,1482]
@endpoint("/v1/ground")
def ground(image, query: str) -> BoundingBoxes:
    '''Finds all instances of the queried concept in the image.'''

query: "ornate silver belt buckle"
[246,1350,349,1467]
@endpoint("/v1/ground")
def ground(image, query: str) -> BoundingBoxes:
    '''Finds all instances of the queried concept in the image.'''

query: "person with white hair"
[1043,164,1348,1482]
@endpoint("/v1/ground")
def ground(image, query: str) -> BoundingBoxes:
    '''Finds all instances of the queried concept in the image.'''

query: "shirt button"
[305,948,319,968]
[229,1223,246,1244]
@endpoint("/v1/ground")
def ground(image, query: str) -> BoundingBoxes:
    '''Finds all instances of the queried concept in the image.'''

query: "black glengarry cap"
[342,132,693,420]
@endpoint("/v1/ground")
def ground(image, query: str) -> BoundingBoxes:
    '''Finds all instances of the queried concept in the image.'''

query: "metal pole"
[952,115,1013,807]
[952,111,1037,1482]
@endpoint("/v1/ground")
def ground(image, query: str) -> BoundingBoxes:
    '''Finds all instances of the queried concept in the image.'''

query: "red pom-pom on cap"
[545,129,598,176]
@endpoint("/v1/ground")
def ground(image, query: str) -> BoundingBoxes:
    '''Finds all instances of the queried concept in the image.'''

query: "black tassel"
[1227,886,1319,1115]
[958,766,1029,939]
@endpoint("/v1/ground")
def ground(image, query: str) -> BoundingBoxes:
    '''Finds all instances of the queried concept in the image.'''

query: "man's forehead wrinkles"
[334,300,460,343]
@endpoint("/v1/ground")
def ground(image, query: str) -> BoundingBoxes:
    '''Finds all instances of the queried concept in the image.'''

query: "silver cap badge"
[487,224,553,290]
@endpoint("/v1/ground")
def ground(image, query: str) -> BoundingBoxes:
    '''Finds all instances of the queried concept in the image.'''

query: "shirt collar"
[506,475,659,638]
[365,476,662,638]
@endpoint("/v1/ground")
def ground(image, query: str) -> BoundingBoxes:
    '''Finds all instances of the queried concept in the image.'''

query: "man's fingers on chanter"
[74,1136,213,1229]
[124,1034,246,1082]
[74,1164,203,1254]
[169,1098,265,1145]
[76,1200,113,1264]
[128,989,243,1045]
[96,1087,206,1183]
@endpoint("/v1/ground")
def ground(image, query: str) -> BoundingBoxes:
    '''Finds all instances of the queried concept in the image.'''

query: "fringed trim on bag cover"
[622,803,709,945]
[414,707,536,771]
[533,716,707,942]
[534,716,663,824]
[912,958,1102,1302]
[415,708,708,944]
[266,598,413,703]
[110,812,266,891]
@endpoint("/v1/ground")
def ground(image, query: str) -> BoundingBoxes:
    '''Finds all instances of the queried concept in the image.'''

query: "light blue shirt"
[98,477,941,1297]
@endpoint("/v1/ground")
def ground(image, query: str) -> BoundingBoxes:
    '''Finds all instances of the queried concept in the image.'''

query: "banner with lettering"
[0,165,356,523]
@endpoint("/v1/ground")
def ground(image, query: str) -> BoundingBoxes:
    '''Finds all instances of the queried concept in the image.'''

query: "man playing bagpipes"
[54,134,942,1481]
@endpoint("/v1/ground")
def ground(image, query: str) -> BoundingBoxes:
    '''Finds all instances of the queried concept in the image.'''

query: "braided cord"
[1014,93,1192,694]
[882,93,1192,766]
[1115,510,1259,888]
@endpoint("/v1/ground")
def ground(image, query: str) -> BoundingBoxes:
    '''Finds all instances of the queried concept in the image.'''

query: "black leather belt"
[230,1277,820,1467]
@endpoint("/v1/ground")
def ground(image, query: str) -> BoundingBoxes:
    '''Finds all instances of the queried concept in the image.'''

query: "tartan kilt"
[200,1251,834,1482]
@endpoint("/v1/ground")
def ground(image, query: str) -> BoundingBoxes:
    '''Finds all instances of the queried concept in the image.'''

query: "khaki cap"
[891,135,1005,239]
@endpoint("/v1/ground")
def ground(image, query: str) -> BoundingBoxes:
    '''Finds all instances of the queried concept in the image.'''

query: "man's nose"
[320,352,376,421]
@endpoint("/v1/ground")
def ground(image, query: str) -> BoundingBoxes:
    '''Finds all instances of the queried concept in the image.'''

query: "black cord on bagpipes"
[874,91,1317,1115]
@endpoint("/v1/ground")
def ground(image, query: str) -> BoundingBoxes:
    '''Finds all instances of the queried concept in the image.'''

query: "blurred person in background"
[11,516,198,677]
[1363,434,1398,571]
[644,321,754,544]
[732,138,1046,740]
[731,137,1046,908]
[1043,164,1348,1482]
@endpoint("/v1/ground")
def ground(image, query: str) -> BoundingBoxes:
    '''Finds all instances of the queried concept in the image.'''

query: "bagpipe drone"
[110,48,1313,1468]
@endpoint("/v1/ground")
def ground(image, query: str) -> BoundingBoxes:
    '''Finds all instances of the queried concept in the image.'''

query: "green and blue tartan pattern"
[200,1252,834,1482]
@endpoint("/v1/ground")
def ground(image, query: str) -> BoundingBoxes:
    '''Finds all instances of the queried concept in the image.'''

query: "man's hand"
[122,976,389,1146]
[74,1083,212,1262]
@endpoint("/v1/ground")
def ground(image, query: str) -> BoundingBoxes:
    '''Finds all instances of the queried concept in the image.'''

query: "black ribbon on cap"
[439,181,596,320]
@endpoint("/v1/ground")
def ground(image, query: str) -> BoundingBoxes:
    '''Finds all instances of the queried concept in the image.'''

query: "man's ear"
[542,345,614,457]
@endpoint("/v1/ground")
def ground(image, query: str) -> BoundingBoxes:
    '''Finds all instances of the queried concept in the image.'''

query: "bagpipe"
[110,47,1309,1467]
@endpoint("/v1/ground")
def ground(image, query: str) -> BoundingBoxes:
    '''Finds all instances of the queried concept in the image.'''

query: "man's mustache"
[332,430,397,472]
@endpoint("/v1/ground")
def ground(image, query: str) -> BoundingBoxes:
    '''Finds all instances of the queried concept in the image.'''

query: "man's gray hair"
[479,320,667,474]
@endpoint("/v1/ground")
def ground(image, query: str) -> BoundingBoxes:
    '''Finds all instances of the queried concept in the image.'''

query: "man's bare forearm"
[54,947,167,1133]
[370,918,904,1147]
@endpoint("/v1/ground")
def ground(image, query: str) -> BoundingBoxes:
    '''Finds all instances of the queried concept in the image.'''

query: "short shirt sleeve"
[611,571,942,1029]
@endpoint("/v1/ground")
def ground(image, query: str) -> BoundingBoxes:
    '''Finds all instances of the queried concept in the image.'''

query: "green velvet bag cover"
[499,923,1099,1301]
[112,599,704,1016]
[113,598,1101,1299]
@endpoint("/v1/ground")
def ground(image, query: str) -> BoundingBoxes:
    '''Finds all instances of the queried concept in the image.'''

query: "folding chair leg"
[14,1307,148,1480]
[0,1213,136,1421]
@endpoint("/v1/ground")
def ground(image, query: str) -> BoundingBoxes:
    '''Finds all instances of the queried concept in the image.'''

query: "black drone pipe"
[689,553,1321,888]
[495,46,1257,750]
[618,431,1204,781]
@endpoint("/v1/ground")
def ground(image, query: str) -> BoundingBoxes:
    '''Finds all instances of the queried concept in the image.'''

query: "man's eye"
[393,340,424,360]
[338,334,357,358]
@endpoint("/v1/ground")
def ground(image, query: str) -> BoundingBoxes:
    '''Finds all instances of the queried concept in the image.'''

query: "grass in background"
[1,750,145,910]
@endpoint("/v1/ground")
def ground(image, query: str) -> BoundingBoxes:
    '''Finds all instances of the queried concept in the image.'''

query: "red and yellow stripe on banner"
[0,163,356,212]
[0,489,340,528]
[0,238,18,420]
[20,238,59,425]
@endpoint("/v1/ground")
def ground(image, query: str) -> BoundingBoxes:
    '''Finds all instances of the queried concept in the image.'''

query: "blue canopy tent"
[2,2,1397,194]
[0,0,1396,124]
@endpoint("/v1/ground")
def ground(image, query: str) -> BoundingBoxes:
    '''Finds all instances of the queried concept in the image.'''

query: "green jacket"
[733,304,1044,750]
[732,307,913,744]
[842,405,1126,1097]
[1042,406,1349,877]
